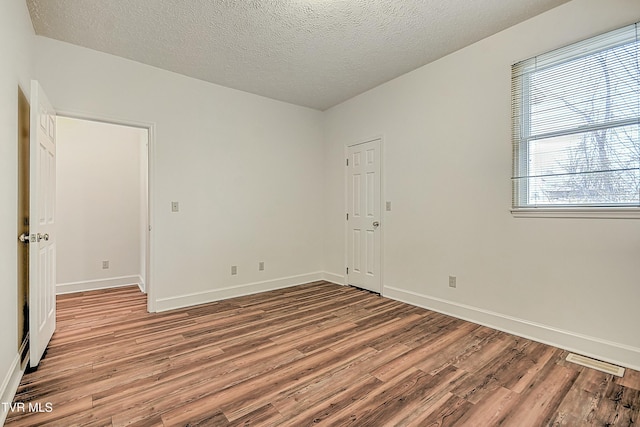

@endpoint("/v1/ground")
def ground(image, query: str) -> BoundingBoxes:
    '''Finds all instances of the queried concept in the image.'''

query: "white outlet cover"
[448,276,456,288]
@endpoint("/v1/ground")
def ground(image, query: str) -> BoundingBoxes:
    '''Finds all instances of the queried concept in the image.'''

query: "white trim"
[154,272,325,312]
[137,276,146,294]
[343,144,349,285]
[55,109,153,131]
[0,354,24,425]
[511,207,640,219]
[146,123,156,313]
[322,272,345,285]
[56,275,141,294]
[384,285,640,371]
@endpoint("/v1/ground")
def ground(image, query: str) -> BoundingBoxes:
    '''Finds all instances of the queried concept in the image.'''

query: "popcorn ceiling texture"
[27,0,569,110]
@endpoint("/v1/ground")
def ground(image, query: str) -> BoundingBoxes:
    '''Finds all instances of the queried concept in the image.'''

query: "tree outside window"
[512,24,640,210]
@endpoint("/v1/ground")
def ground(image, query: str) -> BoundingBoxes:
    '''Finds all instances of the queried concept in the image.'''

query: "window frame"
[511,23,640,219]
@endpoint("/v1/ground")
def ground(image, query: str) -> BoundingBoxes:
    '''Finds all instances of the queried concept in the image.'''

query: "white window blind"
[512,23,640,210]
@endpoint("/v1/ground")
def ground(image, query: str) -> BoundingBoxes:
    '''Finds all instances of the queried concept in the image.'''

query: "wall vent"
[566,353,625,377]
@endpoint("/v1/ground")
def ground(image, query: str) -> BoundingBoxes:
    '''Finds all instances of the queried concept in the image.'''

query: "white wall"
[0,0,34,420]
[324,0,640,369]
[34,36,326,311]
[56,117,147,294]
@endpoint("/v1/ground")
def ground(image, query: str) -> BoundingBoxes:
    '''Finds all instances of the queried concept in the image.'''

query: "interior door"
[29,80,57,367]
[347,139,381,293]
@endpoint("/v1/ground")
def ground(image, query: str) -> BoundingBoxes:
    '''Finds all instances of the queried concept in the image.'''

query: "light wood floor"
[6,282,640,426]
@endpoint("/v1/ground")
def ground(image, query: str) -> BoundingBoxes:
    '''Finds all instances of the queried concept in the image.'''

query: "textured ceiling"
[26,0,570,110]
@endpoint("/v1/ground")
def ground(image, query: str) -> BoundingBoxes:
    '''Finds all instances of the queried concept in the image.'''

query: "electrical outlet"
[448,275,456,288]
[171,201,179,212]
[259,261,264,271]
[231,265,237,275]
[102,260,109,269]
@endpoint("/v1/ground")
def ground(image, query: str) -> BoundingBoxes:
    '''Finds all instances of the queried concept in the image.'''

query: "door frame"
[56,109,157,313]
[344,135,385,294]
[17,87,30,367]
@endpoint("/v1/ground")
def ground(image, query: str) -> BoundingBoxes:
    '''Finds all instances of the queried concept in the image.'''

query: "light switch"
[386,201,392,211]
[171,201,179,212]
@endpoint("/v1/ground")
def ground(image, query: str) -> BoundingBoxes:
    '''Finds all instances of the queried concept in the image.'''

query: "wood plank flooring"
[5,281,640,426]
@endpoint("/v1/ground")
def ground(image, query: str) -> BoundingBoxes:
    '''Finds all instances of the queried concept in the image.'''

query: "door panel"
[29,81,56,367]
[347,139,381,293]
[352,229,361,273]
[366,230,374,275]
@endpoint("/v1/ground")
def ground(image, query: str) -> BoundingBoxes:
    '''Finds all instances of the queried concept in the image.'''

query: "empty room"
[1,0,639,425]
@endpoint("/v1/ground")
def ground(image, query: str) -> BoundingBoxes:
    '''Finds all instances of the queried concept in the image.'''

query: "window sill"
[511,207,640,219]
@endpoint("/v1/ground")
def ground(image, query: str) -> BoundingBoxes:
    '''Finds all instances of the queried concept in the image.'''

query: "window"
[511,23,640,215]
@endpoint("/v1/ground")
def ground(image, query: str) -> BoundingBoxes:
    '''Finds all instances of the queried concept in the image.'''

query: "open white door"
[346,139,381,293]
[29,81,57,367]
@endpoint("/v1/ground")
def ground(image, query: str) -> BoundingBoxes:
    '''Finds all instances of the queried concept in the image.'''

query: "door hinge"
[346,158,349,166]
[346,213,349,220]
[346,267,349,275]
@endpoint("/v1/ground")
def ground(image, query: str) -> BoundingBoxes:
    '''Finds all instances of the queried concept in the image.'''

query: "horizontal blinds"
[512,23,640,208]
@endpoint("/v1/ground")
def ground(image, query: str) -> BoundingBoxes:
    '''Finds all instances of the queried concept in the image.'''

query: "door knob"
[42,233,49,241]
[373,221,380,228]
[18,233,29,244]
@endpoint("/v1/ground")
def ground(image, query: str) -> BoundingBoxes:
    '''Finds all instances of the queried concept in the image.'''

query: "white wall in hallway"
[55,117,147,293]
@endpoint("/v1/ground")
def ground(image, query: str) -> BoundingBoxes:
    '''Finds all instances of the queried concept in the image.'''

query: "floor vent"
[566,353,625,377]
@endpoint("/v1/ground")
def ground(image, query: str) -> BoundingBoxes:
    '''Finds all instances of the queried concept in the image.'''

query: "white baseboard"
[0,354,24,426]
[384,285,640,372]
[322,271,345,285]
[154,272,325,312]
[137,276,146,294]
[56,275,142,295]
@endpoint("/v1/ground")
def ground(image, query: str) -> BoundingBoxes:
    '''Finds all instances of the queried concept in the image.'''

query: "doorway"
[55,117,150,298]
[17,88,30,367]
[346,138,382,293]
